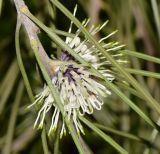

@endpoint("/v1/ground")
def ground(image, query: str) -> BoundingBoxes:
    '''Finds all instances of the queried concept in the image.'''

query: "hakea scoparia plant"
[28,6,127,138]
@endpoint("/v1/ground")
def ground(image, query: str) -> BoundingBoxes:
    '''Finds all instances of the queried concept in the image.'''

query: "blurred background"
[0,0,160,154]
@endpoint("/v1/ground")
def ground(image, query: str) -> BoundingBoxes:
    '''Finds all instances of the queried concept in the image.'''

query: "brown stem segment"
[13,0,54,77]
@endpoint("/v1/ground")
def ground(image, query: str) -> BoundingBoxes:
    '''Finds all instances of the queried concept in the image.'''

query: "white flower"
[61,7,127,81]
[29,6,126,137]
[29,63,111,137]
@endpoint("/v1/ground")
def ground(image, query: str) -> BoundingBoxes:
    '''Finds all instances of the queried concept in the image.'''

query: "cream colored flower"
[29,6,126,137]
[29,63,111,137]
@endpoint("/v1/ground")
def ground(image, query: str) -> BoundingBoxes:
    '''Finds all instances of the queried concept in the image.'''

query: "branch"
[13,2,86,154]
[13,0,54,77]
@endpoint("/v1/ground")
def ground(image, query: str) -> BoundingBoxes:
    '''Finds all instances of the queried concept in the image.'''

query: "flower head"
[29,7,126,137]
[29,63,111,137]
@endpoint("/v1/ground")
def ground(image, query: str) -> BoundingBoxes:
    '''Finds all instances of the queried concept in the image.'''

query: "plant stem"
[121,50,160,64]
[13,0,53,77]
[95,123,152,146]
[15,18,34,102]
[0,60,19,115]
[13,1,85,153]
[2,81,24,154]
[54,123,61,154]
[80,116,128,154]
[125,68,160,79]
[41,127,49,154]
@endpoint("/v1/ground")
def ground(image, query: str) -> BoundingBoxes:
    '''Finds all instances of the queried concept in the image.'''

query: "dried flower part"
[29,6,127,137]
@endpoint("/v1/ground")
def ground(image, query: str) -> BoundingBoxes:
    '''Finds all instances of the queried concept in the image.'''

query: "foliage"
[0,0,160,154]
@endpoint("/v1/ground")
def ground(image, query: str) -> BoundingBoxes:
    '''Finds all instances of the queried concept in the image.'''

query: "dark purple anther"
[60,51,72,61]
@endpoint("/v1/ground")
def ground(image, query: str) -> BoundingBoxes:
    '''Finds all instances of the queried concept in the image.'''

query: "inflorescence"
[28,6,126,137]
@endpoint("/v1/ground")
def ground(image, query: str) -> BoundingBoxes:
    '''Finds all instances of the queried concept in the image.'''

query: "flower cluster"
[29,7,126,137]
[29,63,111,137]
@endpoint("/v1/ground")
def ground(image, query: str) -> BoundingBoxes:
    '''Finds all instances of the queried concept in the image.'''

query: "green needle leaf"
[80,116,128,154]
